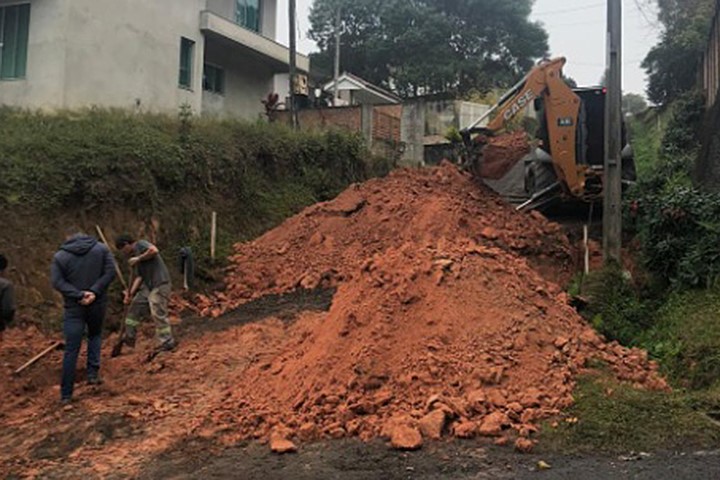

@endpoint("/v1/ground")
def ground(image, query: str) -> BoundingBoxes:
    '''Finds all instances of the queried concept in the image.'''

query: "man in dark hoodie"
[0,254,15,343]
[51,227,116,404]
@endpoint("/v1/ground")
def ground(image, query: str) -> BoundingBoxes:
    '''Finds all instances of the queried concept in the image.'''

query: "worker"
[114,234,176,353]
[51,227,116,404]
[0,253,15,343]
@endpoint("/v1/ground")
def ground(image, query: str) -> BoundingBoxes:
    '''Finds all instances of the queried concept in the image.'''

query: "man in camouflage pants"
[115,234,176,352]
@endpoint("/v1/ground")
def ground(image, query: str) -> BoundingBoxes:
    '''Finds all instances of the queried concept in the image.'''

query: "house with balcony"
[0,0,309,119]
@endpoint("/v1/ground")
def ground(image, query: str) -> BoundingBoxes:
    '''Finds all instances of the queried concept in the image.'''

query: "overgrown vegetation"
[581,267,655,347]
[629,91,716,288]
[309,0,548,97]
[541,373,720,453]
[0,108,390,311]
[641,0,714,106]
[557,84,720,452]
[0,108,375,213]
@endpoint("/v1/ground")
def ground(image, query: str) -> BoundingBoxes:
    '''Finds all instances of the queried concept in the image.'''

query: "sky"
[277,0,661,96]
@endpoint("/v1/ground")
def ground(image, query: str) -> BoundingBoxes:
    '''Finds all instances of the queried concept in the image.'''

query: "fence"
[274,105,403,161]
[704,0,720,107]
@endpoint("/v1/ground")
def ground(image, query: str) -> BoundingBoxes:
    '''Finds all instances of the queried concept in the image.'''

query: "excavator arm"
[463,57,587,197]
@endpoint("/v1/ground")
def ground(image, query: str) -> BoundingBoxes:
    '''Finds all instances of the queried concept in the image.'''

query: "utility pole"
[603,0,622,264]
[288,0,299,129]
[333,6,342,106]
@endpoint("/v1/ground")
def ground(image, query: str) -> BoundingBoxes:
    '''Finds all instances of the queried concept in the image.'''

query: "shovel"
[111,273,134,358]
[95,225,133,358]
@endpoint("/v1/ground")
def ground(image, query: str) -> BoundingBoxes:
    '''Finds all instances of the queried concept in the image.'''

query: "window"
[0,3,31,80]
[236,0,261,32]
[203,64,224,94]
[178,37,194,89]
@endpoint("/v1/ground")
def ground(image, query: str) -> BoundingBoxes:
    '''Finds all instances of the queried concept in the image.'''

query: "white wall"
[61,0,205,114]
[203,39,274,120]
[207,0,234,20]
[0,0,68,109]
[0,0,283,117]
[207,0,276,39]
[0,0,208,113]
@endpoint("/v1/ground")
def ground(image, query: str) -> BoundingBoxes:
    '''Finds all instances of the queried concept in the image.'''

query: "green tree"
[309,0,549,98]
[641,0,714,105]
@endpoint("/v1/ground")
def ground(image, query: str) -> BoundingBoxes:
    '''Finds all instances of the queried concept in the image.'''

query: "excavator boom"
[463,57,588,198]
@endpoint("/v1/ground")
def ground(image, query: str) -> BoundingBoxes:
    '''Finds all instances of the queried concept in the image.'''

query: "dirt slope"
[0,163,667,477]
[184,162,665,448]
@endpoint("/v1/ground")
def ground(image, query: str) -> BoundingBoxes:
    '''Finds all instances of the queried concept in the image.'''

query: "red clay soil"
[185,159,571,318]
[187,162,665,448]
[1,163,667,477]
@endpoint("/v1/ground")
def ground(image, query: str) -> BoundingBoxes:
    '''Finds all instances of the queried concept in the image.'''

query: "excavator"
[460,57,635,210]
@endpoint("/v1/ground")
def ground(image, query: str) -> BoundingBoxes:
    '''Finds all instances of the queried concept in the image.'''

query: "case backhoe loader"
[461,57,635,210]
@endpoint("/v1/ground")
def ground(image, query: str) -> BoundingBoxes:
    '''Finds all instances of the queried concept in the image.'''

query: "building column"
[401,99,425,167]
[361,104,374,150]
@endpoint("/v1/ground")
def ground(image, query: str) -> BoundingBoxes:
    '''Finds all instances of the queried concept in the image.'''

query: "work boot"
[87,376,103,386]
[146,339,177,362]
[159,338,177,352]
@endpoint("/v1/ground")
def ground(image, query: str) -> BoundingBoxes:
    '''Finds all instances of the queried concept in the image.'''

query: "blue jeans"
[61,302,106,400]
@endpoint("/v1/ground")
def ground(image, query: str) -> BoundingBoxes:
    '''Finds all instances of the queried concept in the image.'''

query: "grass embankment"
[543,95,720,453]
[542,286,720,453]
[0,108,391,327]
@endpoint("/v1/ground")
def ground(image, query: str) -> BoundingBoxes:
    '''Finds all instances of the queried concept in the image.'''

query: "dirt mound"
[0,164,669,477]
[189,162,572,318]
[186,163,666,447]
[208,241,664,447]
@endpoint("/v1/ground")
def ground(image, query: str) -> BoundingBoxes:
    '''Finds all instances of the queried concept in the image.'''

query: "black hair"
[0,254,7,272]
[115,234,135,250]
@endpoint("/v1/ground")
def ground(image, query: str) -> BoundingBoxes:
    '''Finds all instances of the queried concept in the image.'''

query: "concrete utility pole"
[288,0,299,129]
[603,0,622,264]
[333,6,341,106]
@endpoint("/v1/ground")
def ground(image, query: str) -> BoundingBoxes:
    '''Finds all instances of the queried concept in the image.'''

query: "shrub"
[0,108,373,212]
[582,266,652,346]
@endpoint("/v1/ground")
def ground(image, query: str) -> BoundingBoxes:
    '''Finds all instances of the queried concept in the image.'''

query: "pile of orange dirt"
[0,327,63,414]
[183,162,666,450]
[476,131,530,180]
[186,160,572,318]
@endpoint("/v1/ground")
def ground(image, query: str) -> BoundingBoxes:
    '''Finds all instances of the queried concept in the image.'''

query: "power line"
[533,2,605,17]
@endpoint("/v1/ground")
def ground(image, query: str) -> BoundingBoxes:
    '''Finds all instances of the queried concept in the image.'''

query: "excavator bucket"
[469,132,531,181]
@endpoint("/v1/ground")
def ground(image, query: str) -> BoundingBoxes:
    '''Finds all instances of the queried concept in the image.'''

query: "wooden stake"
[14,341,63,375]
[210,212,217,261]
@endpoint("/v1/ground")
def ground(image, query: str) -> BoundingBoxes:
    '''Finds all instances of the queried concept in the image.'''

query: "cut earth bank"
[0,162,666,477]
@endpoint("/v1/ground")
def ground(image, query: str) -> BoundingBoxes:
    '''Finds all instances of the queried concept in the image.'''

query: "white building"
[322,72,401,106]
[0,0,309,119]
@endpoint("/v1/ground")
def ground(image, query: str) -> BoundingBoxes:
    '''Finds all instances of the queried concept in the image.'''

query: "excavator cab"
[529,87,636,203]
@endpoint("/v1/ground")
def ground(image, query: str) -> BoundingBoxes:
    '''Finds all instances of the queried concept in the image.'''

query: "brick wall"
[373,105,402,142]
[274,104,402,145]
[274,106,362,132]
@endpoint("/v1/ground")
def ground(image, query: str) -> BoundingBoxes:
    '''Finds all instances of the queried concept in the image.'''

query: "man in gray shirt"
[0,254,15,343]
[114,234,176,352]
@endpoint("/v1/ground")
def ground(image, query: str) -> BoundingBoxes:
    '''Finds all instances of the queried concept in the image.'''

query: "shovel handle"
[95,225,129,291]
[14,341,63,375]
